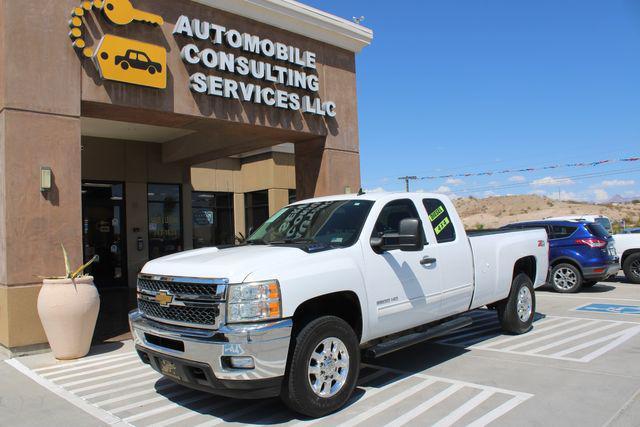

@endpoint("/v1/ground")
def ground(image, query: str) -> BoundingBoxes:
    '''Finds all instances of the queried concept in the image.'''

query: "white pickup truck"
[130,192,549,416]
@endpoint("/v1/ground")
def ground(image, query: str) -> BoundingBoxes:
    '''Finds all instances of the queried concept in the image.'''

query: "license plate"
[159,359,181,380]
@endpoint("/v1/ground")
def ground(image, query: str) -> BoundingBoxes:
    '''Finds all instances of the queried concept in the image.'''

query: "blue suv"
[503,220,620,293]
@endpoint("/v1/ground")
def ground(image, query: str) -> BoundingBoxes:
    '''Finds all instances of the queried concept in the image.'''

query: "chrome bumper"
[129,310,292,381]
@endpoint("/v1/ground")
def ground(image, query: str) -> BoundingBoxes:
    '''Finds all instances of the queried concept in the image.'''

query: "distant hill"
[453,195,640,230]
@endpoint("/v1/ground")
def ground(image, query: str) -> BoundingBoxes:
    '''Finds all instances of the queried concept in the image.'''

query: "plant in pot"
[37,245,100,360]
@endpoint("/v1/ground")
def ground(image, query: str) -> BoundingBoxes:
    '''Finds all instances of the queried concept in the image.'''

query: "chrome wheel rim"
[553,267,577,290]
[307,337,349,398]
[632,259,640,278]
[517,286,533,322]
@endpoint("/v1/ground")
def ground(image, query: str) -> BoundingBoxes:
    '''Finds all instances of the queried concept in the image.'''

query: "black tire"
[148,66,156,75]
[281,316,359,418]
[623,253,640,284]
[498,273,535,334]
[582,280,598,288]
[120,61,129,70]
[550,263,583,293]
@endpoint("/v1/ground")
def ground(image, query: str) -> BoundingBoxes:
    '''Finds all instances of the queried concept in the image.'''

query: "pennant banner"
[420,156,640,180]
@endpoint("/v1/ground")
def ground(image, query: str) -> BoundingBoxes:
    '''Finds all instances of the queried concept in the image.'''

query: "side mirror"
[370,218,423,252]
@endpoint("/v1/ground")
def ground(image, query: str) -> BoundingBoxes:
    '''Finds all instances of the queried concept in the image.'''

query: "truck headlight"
[226,280,282,323]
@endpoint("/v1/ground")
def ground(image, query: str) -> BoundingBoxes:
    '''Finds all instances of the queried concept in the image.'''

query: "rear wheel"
[550,263,582,293]
[623,253,640,284]
[498,273,535,334]
[281,316,359,417]
[120,61,129,70]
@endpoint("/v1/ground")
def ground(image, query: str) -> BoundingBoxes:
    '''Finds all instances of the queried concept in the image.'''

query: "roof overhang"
[191,0,373,53]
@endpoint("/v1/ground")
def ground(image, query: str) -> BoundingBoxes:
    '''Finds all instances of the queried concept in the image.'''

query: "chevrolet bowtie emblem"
[155,290,174,307]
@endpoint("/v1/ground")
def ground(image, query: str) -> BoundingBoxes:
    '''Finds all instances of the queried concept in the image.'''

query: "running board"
[364,316,474,359]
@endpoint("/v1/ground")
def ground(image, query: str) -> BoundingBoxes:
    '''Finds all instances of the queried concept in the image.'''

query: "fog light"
[230,356,255,369]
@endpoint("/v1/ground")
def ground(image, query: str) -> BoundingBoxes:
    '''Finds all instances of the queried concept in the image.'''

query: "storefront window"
[245,190,270,236]
[192,192,235,248]
[148,184,183,259]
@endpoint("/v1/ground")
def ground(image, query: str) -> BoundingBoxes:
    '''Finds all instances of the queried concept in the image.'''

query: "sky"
[300,0,640,202]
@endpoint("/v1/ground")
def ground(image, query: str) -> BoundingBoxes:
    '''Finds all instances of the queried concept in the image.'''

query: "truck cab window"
[372,199,421,238]
[423,198,456,243]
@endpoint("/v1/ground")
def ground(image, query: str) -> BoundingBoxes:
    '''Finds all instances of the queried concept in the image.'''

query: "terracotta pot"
[37,276,100,360]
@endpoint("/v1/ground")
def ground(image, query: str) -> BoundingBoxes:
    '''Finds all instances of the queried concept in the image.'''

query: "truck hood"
[141,245,311,283]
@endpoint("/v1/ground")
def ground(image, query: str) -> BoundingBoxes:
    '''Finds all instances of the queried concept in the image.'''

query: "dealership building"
[0,0,372,355]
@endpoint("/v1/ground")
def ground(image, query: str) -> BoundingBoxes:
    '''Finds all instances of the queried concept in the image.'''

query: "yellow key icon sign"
[93,35,166,89]
[102,0,163,26]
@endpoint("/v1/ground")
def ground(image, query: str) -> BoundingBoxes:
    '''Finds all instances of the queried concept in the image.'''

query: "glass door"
[81,182,127,289]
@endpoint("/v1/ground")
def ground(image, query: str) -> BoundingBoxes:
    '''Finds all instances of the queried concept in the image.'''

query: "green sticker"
[434,216,451,235]
[429,205,445,222]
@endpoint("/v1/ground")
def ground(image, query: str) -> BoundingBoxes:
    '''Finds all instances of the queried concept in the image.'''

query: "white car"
[130,192,549,417]
[546,214,640,283]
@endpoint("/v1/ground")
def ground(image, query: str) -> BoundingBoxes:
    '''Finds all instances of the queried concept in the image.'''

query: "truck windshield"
[246,200,374,247]
[594,217,613,234]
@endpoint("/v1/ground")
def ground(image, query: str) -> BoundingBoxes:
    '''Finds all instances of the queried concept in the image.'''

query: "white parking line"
[147,399,237,427]
[432,389,494,427]
[527,322,620,354]
[386,384,464,427]
[46,359,141,382]
[9,351,532,427]
[337,379,437,427]
[33,352,138,373]
[40,354,138,377]
[123,393,213,423]
[437,311,640,362]
[93,381,178,406]
[110,387,193,413]
[69,371,159,394]
[60,366,148,387]
[81,376,164,400]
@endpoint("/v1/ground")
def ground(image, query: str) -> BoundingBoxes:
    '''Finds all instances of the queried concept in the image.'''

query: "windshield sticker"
[331,237,344,243]
[434,216,451,235]
[428,205,445,222]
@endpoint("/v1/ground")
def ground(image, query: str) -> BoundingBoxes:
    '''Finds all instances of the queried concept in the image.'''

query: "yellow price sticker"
[428,205,445,222]
[93,34,166,89]
[434,216,450,235]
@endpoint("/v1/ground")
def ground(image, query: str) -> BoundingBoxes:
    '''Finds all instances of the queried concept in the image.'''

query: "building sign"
[68,1,337,116]
[174,15,337,117]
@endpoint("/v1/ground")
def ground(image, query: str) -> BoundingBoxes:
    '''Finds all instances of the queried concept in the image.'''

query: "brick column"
[0,0,82,354]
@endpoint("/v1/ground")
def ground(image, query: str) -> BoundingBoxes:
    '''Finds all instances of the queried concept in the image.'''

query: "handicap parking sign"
[576,303,640,315]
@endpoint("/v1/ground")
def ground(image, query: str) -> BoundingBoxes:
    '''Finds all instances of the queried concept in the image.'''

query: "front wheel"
[550,263,583,293]
[498,273,535,334]
[623,253,640,284]
[281,316,359,418]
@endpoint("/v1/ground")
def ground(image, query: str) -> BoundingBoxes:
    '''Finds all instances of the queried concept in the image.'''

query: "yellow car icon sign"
[93,34,166,89]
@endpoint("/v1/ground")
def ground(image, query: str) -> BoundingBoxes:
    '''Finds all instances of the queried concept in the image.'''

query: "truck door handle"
[420,256,437,265]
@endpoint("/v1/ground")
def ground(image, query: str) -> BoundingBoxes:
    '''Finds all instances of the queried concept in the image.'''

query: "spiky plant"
[41,244,98,280]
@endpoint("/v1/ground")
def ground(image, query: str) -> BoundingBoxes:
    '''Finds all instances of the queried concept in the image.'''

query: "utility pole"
[398,176,419,192]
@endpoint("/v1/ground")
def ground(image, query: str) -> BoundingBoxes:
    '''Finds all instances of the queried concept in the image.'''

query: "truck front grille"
[136,275,227,329]
[138,299,219,327]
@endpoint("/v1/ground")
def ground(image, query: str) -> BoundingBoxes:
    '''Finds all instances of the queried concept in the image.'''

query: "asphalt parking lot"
[3,277,640,427]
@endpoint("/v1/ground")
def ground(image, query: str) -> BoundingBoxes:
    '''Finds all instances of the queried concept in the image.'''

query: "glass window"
[549,225,577,240]
[372,199,421,237]
[423,199,456,243]
[586,223,610,239]
[148,184,183,259]
[192,192,235,248]
[245,190,270,236]
[594,218,613,234]
[247,200,374,247]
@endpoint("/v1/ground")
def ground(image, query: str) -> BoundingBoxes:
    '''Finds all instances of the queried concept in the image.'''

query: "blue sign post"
[576,303,640,315]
